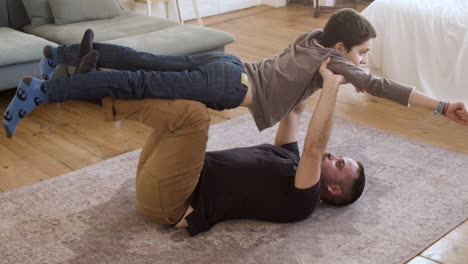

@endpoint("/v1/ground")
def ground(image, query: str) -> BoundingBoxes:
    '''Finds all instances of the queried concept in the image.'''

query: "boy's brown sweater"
[244,29,414,131]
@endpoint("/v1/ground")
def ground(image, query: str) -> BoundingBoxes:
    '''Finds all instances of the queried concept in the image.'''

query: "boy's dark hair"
[320,8,376,52]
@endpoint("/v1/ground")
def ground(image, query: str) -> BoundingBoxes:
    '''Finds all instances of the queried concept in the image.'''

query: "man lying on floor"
[2,29,363,235]
[101,58,363,236]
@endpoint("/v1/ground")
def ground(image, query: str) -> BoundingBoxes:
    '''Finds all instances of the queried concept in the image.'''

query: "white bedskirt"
[362,0,468,103]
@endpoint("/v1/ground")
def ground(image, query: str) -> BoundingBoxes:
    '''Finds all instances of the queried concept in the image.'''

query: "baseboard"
[262,0,287,8]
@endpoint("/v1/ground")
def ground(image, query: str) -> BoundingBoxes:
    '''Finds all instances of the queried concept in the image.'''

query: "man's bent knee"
[177,100,210,120]
[173,100,211,131]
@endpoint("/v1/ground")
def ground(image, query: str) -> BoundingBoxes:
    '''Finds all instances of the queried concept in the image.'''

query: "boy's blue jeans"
[45,43,248,110]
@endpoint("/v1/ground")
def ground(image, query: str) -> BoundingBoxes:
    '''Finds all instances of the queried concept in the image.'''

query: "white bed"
[362,0,468,103]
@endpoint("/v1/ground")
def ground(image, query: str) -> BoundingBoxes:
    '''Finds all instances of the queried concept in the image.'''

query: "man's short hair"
[320,8,377,52]
[323,161,366,206]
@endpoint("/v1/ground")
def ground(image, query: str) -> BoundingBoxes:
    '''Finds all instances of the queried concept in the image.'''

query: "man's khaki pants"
[102,97,211,225]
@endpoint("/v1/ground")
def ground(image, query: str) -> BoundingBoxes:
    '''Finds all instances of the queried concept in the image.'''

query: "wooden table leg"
[314,0,320,18]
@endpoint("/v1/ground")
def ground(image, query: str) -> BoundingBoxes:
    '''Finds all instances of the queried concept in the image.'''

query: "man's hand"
[445,102,468,126]
[319,58,347,89]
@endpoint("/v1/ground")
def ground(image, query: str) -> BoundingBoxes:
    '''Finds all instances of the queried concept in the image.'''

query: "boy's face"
[342,38,374,66]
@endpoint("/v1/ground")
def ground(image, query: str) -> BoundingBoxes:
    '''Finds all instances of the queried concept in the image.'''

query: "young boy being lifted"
[4,9,467,137]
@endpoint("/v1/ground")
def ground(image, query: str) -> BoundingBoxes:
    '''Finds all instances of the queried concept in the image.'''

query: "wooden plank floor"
[0,3,467,263]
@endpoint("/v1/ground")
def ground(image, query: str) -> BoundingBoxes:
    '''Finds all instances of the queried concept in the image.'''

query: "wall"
[119,0,293,21]
[262,0,287,8]
[288,0,336,7]
[321,0,335,6]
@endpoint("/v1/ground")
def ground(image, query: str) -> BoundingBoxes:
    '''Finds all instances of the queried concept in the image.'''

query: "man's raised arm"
[294,58,345,189]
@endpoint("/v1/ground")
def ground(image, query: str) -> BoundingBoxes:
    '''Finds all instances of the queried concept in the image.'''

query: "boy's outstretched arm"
[327,56,468,126]
[409,90,468,126]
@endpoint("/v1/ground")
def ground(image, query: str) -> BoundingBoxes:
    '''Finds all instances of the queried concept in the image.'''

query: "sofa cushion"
[0,61,42,90]
[105,25,235,55]
[0,0,9,27]
[3,0,30,30]
[21,0,54,28]
[49,0,124,25]
[0,27,56,67]
[23,12,180,44]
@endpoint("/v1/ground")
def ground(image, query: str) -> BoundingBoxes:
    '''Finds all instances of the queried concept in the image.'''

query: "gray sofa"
[0,0,235,91]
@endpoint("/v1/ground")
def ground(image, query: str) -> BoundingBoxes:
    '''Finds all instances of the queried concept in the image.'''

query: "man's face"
[320,152,360,185]
[342,38,374,66]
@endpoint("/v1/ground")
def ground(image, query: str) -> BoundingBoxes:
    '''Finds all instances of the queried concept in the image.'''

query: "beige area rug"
[1,113,467,264]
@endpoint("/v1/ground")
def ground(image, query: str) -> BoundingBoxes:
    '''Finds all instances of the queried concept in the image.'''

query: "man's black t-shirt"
[185,142,321,236]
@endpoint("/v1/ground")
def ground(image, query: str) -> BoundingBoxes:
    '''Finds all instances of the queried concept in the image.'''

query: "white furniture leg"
[146,0,152,16]
[143,0,175,21]
[192,0,204,26]
[175,0,184,24]
[165,1,169,20]
[137,0,203,26]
